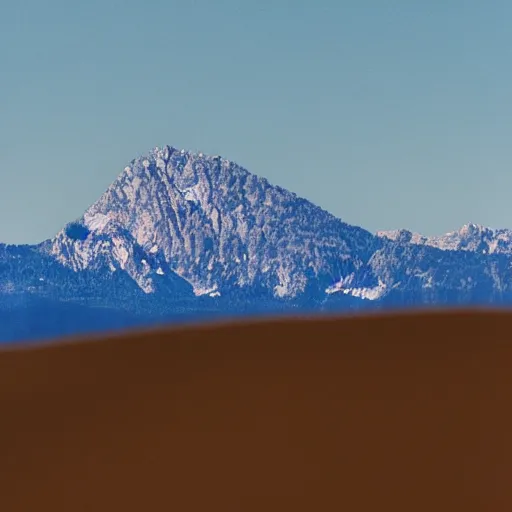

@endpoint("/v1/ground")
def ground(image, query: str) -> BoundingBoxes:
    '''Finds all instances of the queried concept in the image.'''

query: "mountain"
[46,146,382,300]
[2,144,512,343]
[378,223,512,255]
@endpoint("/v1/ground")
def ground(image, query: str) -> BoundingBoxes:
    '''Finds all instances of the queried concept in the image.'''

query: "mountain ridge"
[2,144,512,342]
[378,222,512,256]
[45,144,382,300]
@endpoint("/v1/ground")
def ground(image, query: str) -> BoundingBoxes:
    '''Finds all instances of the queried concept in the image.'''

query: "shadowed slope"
[1,310,512,511]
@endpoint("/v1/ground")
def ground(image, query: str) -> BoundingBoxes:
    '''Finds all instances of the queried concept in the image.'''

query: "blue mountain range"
[2,145,511,343]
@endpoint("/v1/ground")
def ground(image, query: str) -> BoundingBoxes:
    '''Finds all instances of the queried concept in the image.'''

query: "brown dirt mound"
[1,309,511,511]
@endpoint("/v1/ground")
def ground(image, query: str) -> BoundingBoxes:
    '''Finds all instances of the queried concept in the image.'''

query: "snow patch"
[326,275,386,300]
[193,285,219,297]
[84,213,110,232]
[179,184,202,204]
[325,274,355,294]
[342,279,387,301]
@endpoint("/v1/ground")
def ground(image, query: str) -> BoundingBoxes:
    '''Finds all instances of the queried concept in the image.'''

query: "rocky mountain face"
[47,146,381,300]
[2,144,512,342]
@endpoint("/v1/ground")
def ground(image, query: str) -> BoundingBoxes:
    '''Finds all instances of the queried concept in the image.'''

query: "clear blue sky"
[2,0,512,244]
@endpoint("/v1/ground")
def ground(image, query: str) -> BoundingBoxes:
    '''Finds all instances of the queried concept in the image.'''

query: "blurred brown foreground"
[1,309,512,511]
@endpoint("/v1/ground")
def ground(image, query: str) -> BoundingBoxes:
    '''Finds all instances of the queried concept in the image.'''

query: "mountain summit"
[3,144,512,342]
[47,145,381,300]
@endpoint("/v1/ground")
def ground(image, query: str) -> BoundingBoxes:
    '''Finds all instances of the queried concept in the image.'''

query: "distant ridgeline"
[1,145,512,342]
